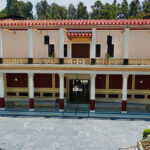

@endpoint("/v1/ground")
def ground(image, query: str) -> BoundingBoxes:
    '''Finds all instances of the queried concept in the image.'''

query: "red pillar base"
[29,98,34,109]
[90,100,95,112]
[122,100,127,113]
[59,99,64,110]
[0,98,5,109]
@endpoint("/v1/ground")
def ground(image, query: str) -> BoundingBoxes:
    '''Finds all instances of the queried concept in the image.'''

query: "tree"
[119,0,129,19]
[91,0,104,19]
[67,4,77,19]
[50,3,67,19]
[142,0,150,13]
[6,0,23,16]
[129,0,141,17]
[36,0,50,19]
[77,2,89,19]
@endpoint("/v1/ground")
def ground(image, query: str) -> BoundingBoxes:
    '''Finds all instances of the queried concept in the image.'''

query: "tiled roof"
[0,19,150,26]
[67,32,92,38]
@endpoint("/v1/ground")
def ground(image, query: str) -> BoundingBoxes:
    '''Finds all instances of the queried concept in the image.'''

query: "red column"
[29,98,34,109]
[0,98,5,108]
[90,100,95,111]
[59,99,64,110]
[122,100,127,112]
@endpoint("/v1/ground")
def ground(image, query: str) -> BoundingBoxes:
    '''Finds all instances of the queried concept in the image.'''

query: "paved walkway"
[0,117,149,150]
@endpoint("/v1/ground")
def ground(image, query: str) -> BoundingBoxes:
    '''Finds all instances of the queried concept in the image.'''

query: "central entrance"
[69,79,89,104]
[72,44,90,58]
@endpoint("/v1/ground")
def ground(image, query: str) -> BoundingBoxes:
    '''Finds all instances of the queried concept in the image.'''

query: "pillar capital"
[122,74,129,79]
[90,73,96,79]
[28,73,34,77]
[59,72,65,78]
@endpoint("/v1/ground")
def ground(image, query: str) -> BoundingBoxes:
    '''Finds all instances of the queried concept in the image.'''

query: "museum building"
[0,19,150,113]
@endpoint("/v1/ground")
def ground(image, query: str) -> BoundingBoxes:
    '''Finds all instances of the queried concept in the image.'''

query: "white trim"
[124,28,129,59]
[59,73,64,99]
[59,109,64,112]
[90,110,95,113]
[121,111,127,114]
[29,109,35,112]
[28,73,34,99]
[90,73,96,100]
[60,28,64,58]
[122,74,129,101]
[0,73,4,97]
[91,28,96,59]
[0,30,3,58]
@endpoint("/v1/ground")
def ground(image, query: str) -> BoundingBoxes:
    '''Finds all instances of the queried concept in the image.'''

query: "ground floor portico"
[0,66,150,114]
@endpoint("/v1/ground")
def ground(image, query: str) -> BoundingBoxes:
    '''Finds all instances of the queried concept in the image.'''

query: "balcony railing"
[2,58,150,65]
[64,58,91,65]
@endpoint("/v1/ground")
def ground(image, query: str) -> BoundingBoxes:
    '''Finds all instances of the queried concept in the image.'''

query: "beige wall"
[2,29,150,59]
[3,31,28,58]
[129,30,150,59]
[96,30,125,58]
[33,30,60,58]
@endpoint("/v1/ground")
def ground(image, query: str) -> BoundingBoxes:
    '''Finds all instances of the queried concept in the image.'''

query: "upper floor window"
[48,44,55,57]
[96,44,101,57]
[108,44,114,57]
[64,44,68,57]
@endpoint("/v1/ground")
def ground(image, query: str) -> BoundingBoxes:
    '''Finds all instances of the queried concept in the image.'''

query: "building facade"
[0,19,150,113]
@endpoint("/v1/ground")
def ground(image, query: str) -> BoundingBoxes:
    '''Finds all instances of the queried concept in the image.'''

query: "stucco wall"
[2,29,150,59]
[33,30,59,58]
[3,31,28,58]
[129,30,150,59]
[96,30,125,58]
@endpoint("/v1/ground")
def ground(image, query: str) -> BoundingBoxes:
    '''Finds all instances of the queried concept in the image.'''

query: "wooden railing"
[128,59,150,65]
[3,58,28,64]
[96,59,124,65]
[2,58,150,65]
[33,58,59,64]
[64,58,91,65]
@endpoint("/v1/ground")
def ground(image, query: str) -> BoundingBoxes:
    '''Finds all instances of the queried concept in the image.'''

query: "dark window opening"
[134,95,144,99]
[64,44,68,57]
[48,44,55,57]
[109,94,118,98]
[43,93,53,97]
[96,44,101,57]
[19,92,28,96]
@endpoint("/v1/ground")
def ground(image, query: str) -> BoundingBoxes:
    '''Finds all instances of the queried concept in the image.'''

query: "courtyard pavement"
[0,117,149,150]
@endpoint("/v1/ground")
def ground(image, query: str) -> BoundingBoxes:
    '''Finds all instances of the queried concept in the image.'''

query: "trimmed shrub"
[143,129,150,138]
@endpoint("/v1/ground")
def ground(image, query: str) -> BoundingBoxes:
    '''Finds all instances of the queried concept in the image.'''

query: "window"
[107,44,114,57]
[110,44,114,57]
[64,44,67,57]
[96,44,101,57]
[48,44,55,57]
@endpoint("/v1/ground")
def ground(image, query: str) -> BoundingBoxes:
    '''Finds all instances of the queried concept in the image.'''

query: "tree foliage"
[1,0,150,20]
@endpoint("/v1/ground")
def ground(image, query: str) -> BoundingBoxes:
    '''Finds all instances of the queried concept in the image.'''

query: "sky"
[0,0,136,15]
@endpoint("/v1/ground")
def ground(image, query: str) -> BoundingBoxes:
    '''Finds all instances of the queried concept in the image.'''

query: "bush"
[143,129,150,138]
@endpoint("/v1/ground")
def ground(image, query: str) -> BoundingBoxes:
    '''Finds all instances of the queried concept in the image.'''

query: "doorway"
[69,79,89,104]
[72,44,90,58]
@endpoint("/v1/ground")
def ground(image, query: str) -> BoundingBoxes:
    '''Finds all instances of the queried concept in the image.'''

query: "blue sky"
[0,0,135,15]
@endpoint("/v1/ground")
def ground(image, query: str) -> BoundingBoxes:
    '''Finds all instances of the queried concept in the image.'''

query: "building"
[0,19,150,113]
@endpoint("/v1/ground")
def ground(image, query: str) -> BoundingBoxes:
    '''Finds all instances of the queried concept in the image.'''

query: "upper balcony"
[2,58,150,65]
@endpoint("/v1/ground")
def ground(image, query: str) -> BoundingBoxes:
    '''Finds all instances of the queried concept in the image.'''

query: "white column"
[124,28,129,59]
[28,73,34,111]
[0,73,5,110]
[59,28,64,58]
[59,73,64,111]
[90,73,96,112]
[28,29,33,58]
[0,30,3,58]
[122,74,129,113]
[91,28,96,59]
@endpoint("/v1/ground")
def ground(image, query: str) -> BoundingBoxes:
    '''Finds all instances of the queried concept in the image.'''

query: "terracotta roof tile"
[0,19,150,27]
